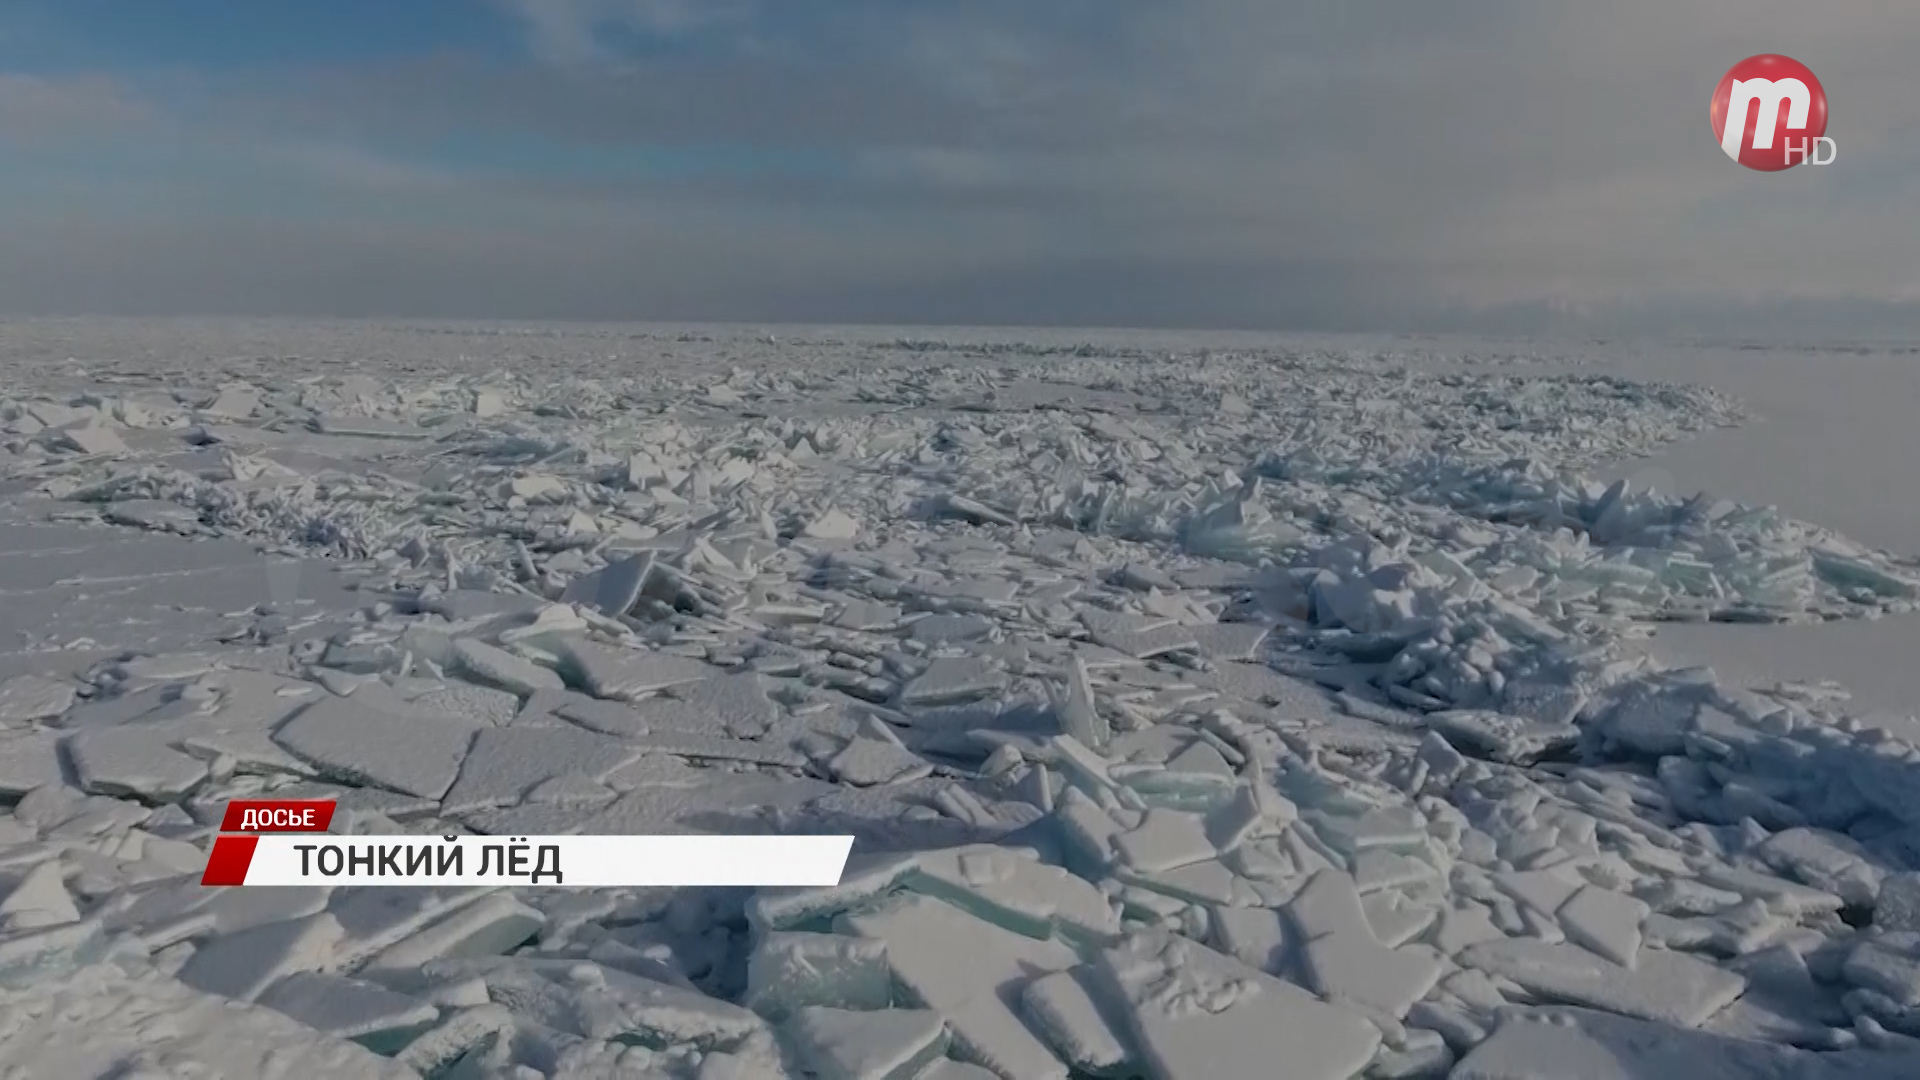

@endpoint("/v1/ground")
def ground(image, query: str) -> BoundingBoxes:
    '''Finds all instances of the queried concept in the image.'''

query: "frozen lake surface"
[1586,342,1920,730]
[0,318,1918,1078]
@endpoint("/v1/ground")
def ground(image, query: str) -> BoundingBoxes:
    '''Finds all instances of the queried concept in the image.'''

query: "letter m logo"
[1721,77,1811,160]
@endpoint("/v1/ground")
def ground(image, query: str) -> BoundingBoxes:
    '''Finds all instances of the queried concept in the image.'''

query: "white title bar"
[207,834,855,888]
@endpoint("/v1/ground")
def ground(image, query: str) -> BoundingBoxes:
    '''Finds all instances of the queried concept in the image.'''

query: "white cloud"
[6,0,1920,330]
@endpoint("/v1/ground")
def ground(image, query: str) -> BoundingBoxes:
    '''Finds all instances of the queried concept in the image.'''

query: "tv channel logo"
[1710,54,1833,171]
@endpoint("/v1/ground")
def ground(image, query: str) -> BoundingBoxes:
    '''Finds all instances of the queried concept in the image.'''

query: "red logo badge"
[1710,55,1831,171]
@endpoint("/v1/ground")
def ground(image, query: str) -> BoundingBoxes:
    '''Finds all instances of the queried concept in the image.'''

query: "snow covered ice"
[1,319,1920,1077]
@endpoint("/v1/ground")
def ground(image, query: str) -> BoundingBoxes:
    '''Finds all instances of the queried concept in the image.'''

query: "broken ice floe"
[2,327,1920,1077]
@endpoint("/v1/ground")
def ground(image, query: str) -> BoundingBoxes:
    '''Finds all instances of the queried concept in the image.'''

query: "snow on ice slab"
[449,636,564,696]
[830,735,934,786]
[905,844,1122,942]
[1874,873,1920,932]
[1751,827,1884,909]
[272,695,483,800]
[63,724,210,800]
[0,860,79,929]
[439,723,643,814]
[843,892,1079,1080]
[1424,710,1579,765]
[0,674,73,722]
[1555,884,1649,969]
[416,954,768,1049]
[256,970,439,1046]
[359,894,545,974]
[1095,929,1380,1080]
[916,1062,1001,1080]
[1300,930,1444,1019]
[310,414,429,439]
[783,1005,950,1080]
[746,932,894,1019]
[1113,808,1217,874]
[555,636,716,699]
[561,551,654,617]
[1454,1006,1920,1080]
[899,656,1010,706]
[0,732,64,797]
[177,911,346,1002]
[1018,968,1135,1075]
[748,850,923,934]
[0,962,419,1080]
[1459,938,1747,1028]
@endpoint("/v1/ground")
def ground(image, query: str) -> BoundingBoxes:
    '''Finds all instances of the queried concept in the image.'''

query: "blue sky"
[1,0,1916,333]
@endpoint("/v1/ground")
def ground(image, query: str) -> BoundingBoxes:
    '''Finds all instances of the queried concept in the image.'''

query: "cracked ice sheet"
[0,962,417,1079]
[6,323,1920,1079]
[1097,930,1381,1080]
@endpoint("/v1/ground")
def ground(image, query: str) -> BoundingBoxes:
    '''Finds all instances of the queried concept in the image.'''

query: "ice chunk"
[1459,937,1746,1027]
[440,724,640,813]
[900,657,1010,707]
[0,962,418,1078]
[1300,931,1443,1019]
[1285,869,1374,941]
[423,955,767,1048]
[783,1006,949,1080]
[1114,809,1217,873]
[257,971,439,1048]
[914,1061,1001,1080]
[561,551,654,618]
[177,912,346,1002]
[1556,884,1649,969]
[673,673,781,738]
[937,494,1015,527]
[831,735,934,787]
[63,725,209,800]
[1425,710,1579,765]
[907,844,1121,942]
[843,893,1078,1080]
[1210,906,1291,975]
[360,894,544,973]
[1695,865,1845,917]
[312,414,429,439]
[835,601,905,631]
[0,918,105,984]
[556,636,716,699]
[1877,873,1920,931]
[1752,827,1883,909]
[0,733,65,798]
[1842,938,1920,1007]
[1454,1005,1920,1080]
[1019,969,1134,1076]
[103,499,204,533]
[911,614,997,644]
[1096,930,1381,1080]
[1187,623,1271,662]
[0,675,75,723]
[1361,890,1440,949]
[393,1004,518,1075]
[449,637,564,696]
[747,932,893,1019]
[273,696,483,800]
[804,509,863,540]
[749,851,922,933]
[0,861,80,930]
[1494,870,1583,923]
[55,422,125,455]
[202,385,262,418]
